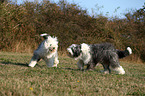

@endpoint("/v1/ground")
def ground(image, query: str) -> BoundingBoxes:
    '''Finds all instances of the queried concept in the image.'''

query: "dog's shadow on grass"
[0,60,54,68]
[62,67,81,71]
[62,67,101,73]
[0,61,29,67]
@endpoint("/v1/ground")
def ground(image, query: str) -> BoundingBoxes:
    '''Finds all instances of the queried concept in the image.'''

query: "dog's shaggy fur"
[67,43,132,74]
[28,33,59,67]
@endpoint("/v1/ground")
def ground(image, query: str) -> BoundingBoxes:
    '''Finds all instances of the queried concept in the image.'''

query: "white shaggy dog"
[28,33,59,67]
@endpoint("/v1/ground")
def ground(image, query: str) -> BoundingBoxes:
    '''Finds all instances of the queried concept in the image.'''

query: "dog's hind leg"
[28,54,40,67]
[109,54,125,74]
[111,66,125,74]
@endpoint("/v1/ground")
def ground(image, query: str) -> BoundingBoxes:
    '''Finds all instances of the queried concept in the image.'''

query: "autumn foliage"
[0,1,145,62]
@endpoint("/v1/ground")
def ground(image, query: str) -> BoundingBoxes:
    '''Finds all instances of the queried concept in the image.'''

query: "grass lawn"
[0,52,145,96]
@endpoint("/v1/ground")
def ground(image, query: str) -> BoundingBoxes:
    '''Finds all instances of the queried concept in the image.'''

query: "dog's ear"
[40,33,49,39]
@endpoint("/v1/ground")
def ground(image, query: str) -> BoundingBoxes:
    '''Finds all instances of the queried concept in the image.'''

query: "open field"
[0,52,145,96]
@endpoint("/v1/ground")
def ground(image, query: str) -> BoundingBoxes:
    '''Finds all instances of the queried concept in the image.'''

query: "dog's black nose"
[50,47,55,51]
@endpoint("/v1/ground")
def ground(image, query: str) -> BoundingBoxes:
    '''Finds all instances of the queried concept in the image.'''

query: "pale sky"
[15,0,145,18]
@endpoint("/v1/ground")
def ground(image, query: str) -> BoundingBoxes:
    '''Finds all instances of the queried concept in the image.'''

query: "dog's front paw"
[52,64,58,67]
[100,70,110,74]
[28,61,37,67]
[54,59,59,65]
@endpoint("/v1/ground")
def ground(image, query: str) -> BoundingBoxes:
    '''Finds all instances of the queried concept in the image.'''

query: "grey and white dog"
[67,43,132,74]
[28,33,59,67]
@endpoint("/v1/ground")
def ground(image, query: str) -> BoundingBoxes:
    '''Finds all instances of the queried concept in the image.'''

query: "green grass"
[0,52,145,96]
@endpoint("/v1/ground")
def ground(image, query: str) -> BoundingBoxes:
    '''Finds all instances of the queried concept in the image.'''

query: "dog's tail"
[117,47,132,59]
[40,33,49,39]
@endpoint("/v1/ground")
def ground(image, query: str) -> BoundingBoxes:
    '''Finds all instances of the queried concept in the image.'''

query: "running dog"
[67,43,132,74]
[28,33,59,67]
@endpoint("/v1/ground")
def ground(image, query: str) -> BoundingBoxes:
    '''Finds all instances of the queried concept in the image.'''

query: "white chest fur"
[80,43,91,64]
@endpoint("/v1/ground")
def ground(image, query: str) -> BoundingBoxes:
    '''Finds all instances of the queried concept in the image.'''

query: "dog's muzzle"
[49,47,56,52]
[67,48,73,57]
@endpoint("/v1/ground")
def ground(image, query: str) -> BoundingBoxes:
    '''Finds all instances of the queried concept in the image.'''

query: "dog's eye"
[53,47,55,49]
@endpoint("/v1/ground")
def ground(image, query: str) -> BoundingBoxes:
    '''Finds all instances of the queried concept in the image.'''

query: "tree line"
[0,1,145,62]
